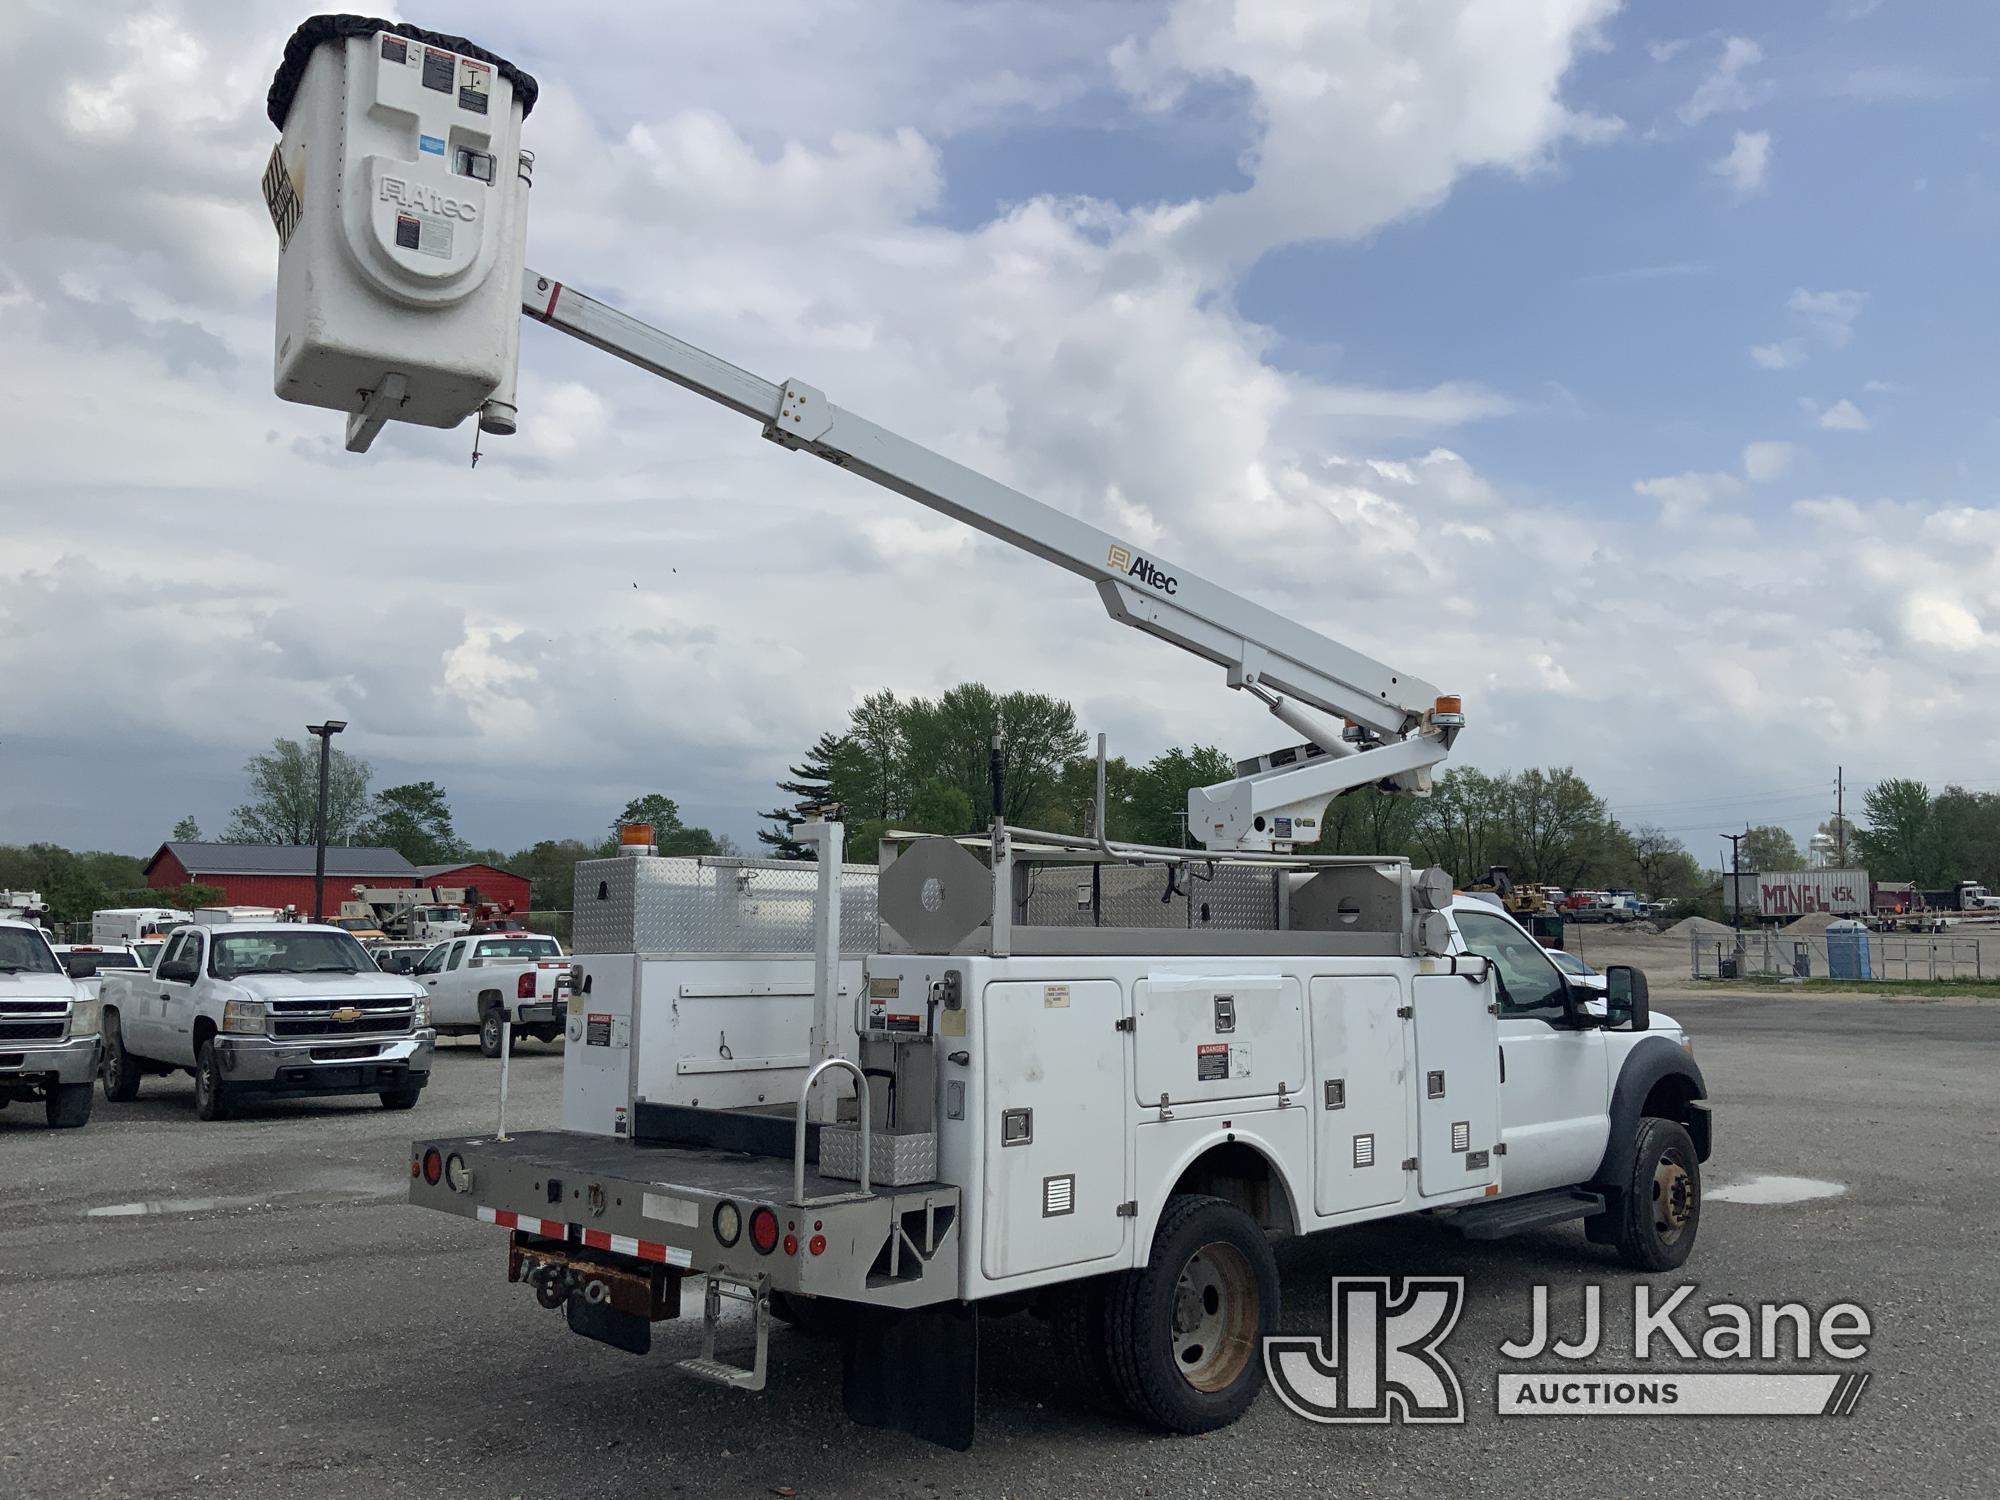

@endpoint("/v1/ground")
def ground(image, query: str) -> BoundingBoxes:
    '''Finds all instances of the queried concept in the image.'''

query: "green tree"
[1491,767,1618,887]
[1413,767,1505,880]
[150,881,228,912]
[1740,824,1802,872]
[1856,778,1938,884]
[841,690,907,823]
[509,838,599,911]
[758,731,845,859]
[367,781,466,865]
[1127,746,1235,847]
[171,815,202,842]
[906,778,977,835]
[225,736,373,845]
[1816,813,1861,867]
[1047,753,1140,840]
[899,685,1085,826]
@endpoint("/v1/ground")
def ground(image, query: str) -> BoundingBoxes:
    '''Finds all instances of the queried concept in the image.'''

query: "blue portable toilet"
[1826,919,1871,980]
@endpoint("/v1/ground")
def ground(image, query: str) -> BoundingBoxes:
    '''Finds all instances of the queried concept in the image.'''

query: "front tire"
[46,1081,93,1128]
[1105,1194,1278,1434]
[1605,1117,1701,1271]
[379,1081,424,1111]
[193,1039,232,1121]
[101,1013,141,1102]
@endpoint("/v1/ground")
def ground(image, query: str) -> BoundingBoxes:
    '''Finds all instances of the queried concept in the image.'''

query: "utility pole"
[306,720,348,921]
[1721,831,1746,933]
[1836,765,1845,865]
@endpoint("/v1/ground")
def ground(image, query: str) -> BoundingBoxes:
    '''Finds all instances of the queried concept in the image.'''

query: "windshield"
[1548,950,1594,976]
[474,937,562,961]
[0,928,61,975]
[59,949,141,978]
[134,941,164,967]
[210,930,375,978]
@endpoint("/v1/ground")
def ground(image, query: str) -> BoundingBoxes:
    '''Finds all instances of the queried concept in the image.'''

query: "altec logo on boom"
[1107,543,1178,596]
[379,177,480,221]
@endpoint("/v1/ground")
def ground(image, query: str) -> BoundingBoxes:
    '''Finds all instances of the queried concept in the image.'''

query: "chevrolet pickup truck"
[0,919,97,1127]
[411,932,570,1056]
[98,922,434,1120]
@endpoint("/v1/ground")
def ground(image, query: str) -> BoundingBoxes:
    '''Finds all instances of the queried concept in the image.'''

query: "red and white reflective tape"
[477,1204,693,1268]
[478,1204,566,1238]
[581,1226,694,1268]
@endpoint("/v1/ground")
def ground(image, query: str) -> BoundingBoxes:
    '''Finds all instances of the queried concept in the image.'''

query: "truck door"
[156,931,204,1064]
[1453,907,1609,1195]
[1410,973,1501,1197]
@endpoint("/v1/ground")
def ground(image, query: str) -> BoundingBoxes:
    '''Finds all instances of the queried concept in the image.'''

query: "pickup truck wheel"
[1608,1117,1701,1271]
[101,1014,141,1102]
[46,1081,93,1129]
[379,1082,424,1111]
[193,1039,232,1121]
[479,1011,505,1058]
[1105,1194,1278,1434]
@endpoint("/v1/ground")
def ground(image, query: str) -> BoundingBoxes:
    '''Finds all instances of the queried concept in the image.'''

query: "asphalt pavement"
[3,1001,1996,1500]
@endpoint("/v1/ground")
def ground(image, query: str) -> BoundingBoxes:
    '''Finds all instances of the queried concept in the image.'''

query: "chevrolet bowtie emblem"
[331,1007,362,1023]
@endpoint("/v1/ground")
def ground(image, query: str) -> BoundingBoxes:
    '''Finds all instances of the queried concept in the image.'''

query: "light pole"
[306,720,348,921]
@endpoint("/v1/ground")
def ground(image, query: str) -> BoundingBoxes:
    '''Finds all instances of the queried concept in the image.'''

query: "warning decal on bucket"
[1197,1042,1229,1081]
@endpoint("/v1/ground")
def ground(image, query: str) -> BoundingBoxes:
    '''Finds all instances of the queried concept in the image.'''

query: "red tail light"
[748,1206,779,1255]
[421,1148,442,1185]
[517,972,536,999]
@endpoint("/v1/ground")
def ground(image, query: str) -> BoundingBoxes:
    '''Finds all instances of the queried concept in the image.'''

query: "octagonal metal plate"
[880,837,992,952]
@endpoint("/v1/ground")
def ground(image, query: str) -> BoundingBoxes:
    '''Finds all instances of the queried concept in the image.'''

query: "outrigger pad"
[567,1294,652,1356]
[840,1302,978,1451]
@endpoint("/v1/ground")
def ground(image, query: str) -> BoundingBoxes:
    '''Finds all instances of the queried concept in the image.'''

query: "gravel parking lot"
[4,1002,1996,1500]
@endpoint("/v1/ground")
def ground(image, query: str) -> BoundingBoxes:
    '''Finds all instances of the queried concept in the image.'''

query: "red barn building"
[145,842,421,915]
[416,862,533,914]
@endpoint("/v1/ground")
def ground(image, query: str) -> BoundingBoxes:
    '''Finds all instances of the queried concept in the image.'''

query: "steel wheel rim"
[197,1048,216,1106]
[1652,1149,1695,1244]
[104,1027,125,1089]
[1169,1240,1258,1393]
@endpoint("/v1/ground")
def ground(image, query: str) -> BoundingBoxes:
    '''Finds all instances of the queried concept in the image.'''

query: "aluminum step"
[673,1271,770,1392]
[1448,1187,1605,1241]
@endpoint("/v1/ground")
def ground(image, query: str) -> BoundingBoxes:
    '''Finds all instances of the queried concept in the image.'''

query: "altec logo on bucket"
[1265,1279,1875,1423]
[1106,543,1178,595]
[379,177,480,221]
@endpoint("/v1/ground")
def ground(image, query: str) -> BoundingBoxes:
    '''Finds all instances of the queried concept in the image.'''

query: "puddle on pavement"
[87,1194,268,1218]
[1706,1174,1847,1205]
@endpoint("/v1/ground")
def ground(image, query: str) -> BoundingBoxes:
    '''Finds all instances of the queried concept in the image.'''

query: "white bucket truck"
[264,15,1712,1451]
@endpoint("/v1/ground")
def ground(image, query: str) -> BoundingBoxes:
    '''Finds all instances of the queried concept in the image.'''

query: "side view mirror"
[1604,965,1650,1031]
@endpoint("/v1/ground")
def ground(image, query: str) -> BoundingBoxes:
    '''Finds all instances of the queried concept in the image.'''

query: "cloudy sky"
[2,1,1995,864]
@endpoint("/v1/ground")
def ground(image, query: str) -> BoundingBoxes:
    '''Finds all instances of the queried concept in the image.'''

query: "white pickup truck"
[0,920,98,1128]
[411,932,570,1056]
[98,922,435,1120]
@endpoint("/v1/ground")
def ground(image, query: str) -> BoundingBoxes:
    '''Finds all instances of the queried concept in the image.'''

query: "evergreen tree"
[757,731,845,859]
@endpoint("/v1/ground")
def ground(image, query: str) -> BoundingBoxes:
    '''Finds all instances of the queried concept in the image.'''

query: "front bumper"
[0,1035,100,1086]
[215,1030,434,1094]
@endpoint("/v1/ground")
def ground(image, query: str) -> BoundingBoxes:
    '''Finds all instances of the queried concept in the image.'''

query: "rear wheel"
[46,1081,93,1129]
[1049,1276,1126,1414]
[479,1010,505,1058]
[101,1013,141,1102]
[193,1039,231,1121]
[1105,1194,1278,1434]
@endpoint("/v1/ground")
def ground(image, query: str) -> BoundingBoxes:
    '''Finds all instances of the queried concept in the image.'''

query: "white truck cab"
[0,919,98,1128]
[98,923,435,1120]
[411,931,570,1054]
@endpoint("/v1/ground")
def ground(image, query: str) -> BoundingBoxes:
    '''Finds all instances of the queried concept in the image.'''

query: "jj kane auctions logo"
[1107,543,1177,595]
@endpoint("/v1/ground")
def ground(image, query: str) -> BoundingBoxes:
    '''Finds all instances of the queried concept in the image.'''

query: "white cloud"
[1711,129,1772,198]
[1647,38,1692,64]
[1679,37,1771,126]
[1743,441,1799,482]
[1819,398,1872,431]
[1750,339,1806,370]
[1633,470,1745,526]
[1788,288,1868,348]
[1863,379,1898,393]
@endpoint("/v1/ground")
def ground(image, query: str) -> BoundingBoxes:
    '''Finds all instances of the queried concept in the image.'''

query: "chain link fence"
[1690,929,1984,982]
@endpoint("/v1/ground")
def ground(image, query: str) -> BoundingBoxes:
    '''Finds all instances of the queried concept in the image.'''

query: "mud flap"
[839,1301,977,1450]
[567,1293,652,1356]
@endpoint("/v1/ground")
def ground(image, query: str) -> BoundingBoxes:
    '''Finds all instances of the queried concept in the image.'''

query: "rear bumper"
[0,1036,100,1086]
[217,1031,434,1093]
[408,1128,959,1309]
[514,1000,559,1027]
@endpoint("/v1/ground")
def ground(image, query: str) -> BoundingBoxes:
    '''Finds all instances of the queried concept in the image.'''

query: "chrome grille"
[0,997,68,1043]
[265,997,413,1040]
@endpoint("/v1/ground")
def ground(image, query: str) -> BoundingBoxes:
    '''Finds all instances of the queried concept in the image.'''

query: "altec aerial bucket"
[263,16,538,452]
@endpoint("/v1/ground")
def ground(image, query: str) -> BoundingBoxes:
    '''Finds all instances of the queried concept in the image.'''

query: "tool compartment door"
[1134,973,1303,1106]
[1307,975,1409,1216]
[1410,973,1500,1197]
[980,979,1128,1282]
